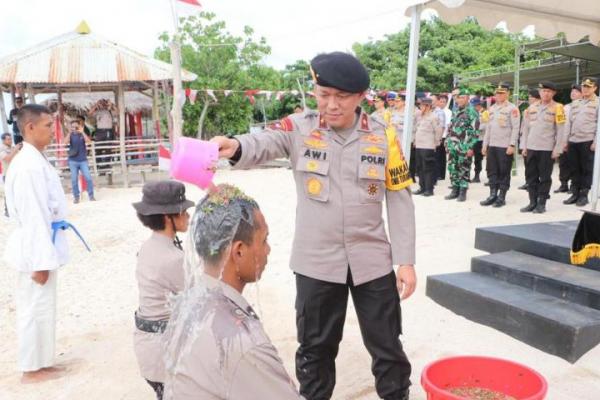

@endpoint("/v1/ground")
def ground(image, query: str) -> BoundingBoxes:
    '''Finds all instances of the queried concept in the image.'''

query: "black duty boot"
[576,190,589,207]
[423,190,434,197]
[533,196,547,213]
[445,186,459,200]
[493,190,507,207]
[563,190,579,205]
[413,187,425,195]
[554,183,569,193]
[457,187,467,202]
[472,173,481,183]
[480,188,498,206]
[518,183,528,190]
[520,191,537,212]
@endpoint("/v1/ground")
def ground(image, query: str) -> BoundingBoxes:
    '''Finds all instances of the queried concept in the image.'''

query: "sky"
[0,0,438,69]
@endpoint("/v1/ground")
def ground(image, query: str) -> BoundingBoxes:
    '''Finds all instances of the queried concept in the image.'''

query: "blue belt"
[51,220,91,252]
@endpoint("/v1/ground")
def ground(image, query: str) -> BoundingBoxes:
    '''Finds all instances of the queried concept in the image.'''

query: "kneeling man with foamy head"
[163,184,303,400]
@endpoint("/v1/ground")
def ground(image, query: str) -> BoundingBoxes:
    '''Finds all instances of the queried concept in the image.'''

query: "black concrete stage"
[427,220,600,363]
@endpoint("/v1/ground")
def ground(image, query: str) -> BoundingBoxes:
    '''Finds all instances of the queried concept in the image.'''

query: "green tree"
[353,17,534,94]
[155,13,280,138]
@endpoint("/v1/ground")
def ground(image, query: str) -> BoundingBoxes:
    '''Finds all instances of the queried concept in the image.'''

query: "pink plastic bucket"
[170,137,218,189]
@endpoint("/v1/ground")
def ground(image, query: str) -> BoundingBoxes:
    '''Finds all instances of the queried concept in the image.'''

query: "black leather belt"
[135,312,168,334]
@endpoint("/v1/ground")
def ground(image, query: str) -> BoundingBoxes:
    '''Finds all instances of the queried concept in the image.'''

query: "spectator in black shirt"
[7,96,24,144]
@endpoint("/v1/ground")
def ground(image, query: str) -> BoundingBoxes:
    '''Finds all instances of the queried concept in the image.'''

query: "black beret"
[582,77,598,87]
[571,83,582,92]
[528,88,540,99]
[538,81,557,91]
[310,52,370,93]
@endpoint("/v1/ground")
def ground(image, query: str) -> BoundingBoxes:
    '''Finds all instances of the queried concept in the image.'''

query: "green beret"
[310,52,370,93]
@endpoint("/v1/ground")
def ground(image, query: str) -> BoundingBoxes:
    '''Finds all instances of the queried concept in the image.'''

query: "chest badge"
[367,166,379,178]
[367,183,379,196]
[360,134,385,144]
[306,160,319,172]
[307,178,322,196]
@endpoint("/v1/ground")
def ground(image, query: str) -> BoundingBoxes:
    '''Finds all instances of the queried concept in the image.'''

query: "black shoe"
[480,188,498,206]
[520,192,537,212]
[493,190,507,208]
[576,195,589,207]
[445,187,459,200]
[457,188,467,202]
[413,188,425,195]
[484,181,490,187]
[563,193,579,205]
[423,190,434,197]
[518,183,528,190]
[533,197,547,213]
[74,197,80,204]
[554,184,569,193]
[472,173,481,183]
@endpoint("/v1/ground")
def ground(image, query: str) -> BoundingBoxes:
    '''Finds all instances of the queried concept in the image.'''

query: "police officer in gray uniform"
[211,52,415,400]
[563,77,599,207]
[163,185,302,400]
[481,82,521,207]
[519,81,566,213]
[132,181,194,399]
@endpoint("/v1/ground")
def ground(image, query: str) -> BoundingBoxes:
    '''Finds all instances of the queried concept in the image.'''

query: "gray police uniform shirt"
[234,109,416,286]
[134,232,185,383]
[520,101,566,153]
[390,109,409,137]
[564,95,599,145]
[413,111,443,150]
[483,101,520,148]
[163,275,302,400]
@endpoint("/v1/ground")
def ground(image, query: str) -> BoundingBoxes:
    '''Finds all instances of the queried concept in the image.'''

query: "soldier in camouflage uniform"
[445,89,479,202]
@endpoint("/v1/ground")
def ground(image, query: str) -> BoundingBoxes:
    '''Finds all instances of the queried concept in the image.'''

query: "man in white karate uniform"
[4,104,69,383]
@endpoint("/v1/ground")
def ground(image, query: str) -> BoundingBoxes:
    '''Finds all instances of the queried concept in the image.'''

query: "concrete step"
[474,220,600,270]
[426,272,600,363]
[471,251,600,311]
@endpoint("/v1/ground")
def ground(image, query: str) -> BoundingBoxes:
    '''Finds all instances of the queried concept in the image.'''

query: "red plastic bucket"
[421,356,547,400]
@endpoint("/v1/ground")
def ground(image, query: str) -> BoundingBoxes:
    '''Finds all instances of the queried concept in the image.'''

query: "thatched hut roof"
[43,91,154,117]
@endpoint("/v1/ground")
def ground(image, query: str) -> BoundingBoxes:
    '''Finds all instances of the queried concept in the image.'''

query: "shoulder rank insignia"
[269,117,294,132]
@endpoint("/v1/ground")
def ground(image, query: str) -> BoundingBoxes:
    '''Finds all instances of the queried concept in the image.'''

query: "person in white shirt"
[432,94,450,184]
[3,104,69,383]
[1,133,22,217]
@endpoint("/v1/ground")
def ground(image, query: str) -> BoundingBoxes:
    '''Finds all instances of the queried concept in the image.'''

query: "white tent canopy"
[400,0,600,210]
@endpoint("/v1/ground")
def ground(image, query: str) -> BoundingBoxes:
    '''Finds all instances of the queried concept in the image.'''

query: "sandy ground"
[1,165,599,400]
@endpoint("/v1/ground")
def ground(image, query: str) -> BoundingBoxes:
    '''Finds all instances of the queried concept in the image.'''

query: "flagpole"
[169,0,184,143]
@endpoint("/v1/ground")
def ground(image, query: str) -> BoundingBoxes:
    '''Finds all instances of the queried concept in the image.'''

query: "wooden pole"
[27,85,36,104]
[118,83,129,187]
[170,41,183,142]
[0,89,9,133]
[162,80,173,143]
[152,81,161,140]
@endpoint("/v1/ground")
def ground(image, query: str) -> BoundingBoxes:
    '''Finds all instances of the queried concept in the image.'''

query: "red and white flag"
[177,0,202,6]
[159,145,172,171]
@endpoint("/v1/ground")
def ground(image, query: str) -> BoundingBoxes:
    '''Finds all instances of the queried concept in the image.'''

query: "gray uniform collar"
[201,274,259,320]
